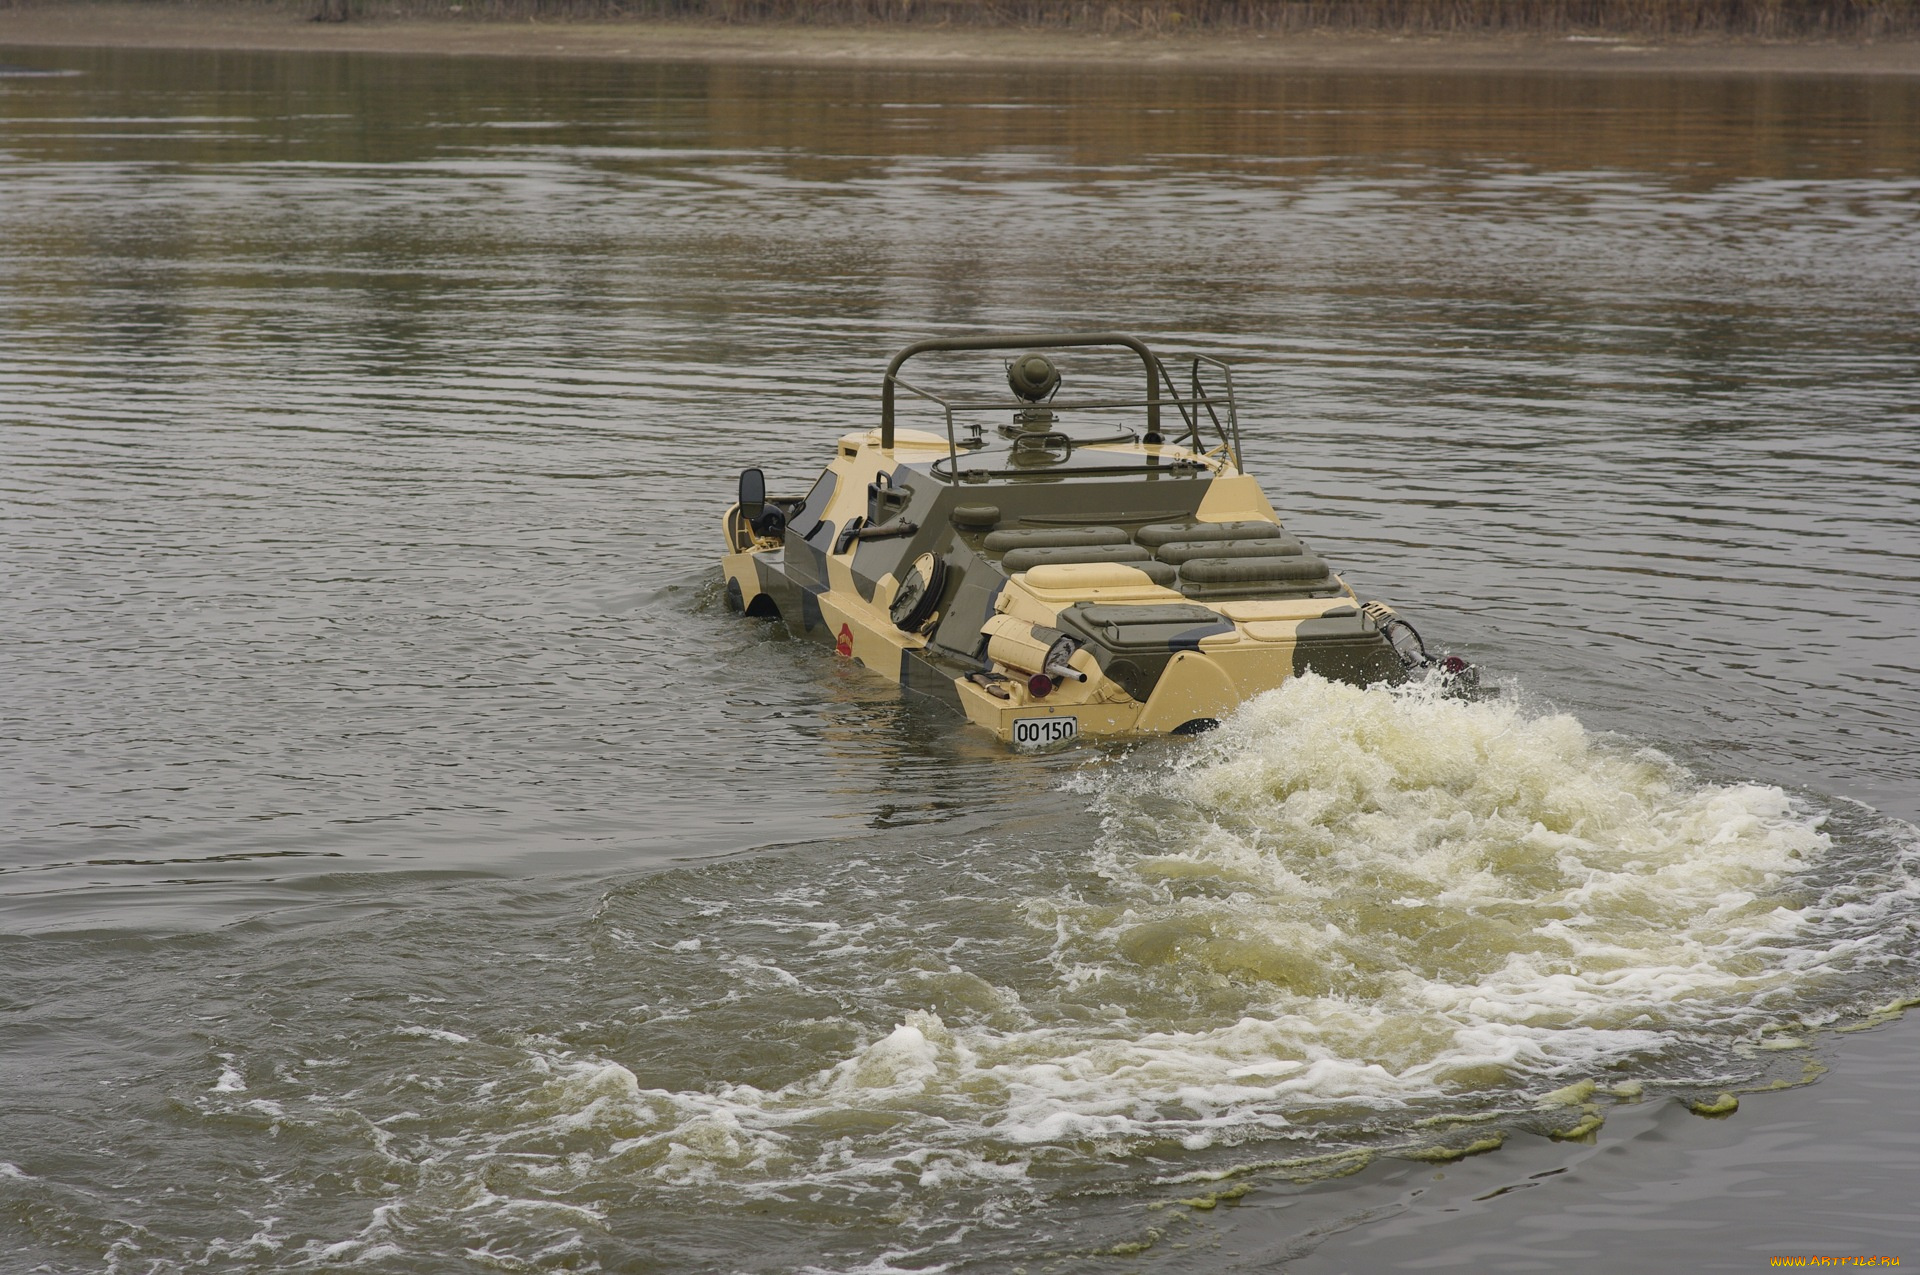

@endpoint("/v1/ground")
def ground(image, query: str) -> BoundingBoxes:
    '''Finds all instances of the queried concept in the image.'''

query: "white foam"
[352,673,1919,1275]
[398,1026,471,1044]
[1054,677,1841,1076]
[213,1058,246,1093]
[509,677,1873,1187]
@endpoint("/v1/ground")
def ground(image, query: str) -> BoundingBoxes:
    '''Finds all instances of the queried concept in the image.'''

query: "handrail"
[914,393,1219,414]
[893,379,1233,484]
[1153,357,1202,452]
[931,456,1211,483]
[881,332,1163,450]
[887,374,961,472]
[1190,354,1242,470]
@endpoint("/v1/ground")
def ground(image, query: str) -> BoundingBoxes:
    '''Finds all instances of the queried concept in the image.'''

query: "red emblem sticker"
[835,624,854,658]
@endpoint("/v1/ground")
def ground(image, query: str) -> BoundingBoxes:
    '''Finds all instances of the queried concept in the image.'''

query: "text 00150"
[1012,716,1078,747]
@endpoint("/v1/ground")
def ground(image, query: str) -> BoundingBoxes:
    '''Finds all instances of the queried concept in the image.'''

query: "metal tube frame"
[879,332,1241,484]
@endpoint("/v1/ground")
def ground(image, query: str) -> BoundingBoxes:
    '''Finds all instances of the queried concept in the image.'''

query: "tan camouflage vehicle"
[722,333,1466,746]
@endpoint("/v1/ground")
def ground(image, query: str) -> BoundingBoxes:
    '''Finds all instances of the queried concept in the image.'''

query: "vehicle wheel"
[890,553,947,632]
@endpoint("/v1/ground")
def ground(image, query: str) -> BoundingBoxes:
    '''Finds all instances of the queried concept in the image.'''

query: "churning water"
[2,45,1918,1273]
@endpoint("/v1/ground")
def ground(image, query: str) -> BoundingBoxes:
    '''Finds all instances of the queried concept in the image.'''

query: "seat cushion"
[1180,554,1331,584]
[1154,537,1304,564]
[984,526,1130,553]
[1023,561,1180,589]
[1136,520,1285,548]
[1002,543,1159,573]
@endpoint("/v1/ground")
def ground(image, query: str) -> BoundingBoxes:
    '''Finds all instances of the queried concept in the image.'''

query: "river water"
[3,45,1918,1273]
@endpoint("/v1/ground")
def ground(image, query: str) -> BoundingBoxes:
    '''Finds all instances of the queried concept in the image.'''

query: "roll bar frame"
[880,332,1163,449]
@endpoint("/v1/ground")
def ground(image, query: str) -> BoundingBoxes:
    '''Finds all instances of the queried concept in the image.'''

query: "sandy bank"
[3,2,1918,74]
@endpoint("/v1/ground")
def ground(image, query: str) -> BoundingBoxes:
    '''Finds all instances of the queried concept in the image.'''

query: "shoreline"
[4,3,1920,74]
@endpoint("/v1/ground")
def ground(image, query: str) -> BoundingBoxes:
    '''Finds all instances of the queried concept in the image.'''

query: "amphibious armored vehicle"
[722,333,1464,746]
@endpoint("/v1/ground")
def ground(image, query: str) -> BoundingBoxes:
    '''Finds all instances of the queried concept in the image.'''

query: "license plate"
[1012,716,1078,747]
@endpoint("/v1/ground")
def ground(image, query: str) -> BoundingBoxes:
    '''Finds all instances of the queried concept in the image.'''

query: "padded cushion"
[1180,554,1331,584]
[985,526,1129,553]
[1154,537,1303,564]
[1002,543,1155,572]
[1137,520,1284,548]
[1023,560,1179,589]
[1180,580,1341,602]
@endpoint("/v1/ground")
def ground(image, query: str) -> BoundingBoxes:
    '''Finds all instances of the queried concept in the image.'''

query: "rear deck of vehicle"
[722,333,1442,744]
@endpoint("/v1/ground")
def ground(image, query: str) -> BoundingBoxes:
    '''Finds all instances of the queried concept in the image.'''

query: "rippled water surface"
[3,46,1919,1273]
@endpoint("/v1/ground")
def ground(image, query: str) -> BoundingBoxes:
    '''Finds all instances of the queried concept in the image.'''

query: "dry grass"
[292,0,1920,36]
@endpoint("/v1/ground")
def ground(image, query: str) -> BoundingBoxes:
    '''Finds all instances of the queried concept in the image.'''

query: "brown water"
[3,46,1919,1273]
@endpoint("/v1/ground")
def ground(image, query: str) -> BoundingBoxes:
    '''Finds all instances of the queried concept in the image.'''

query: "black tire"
[750,507,787,540]
[890,553,948,632]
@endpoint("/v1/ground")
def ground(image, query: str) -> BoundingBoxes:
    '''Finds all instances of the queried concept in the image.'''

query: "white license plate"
[1012,716,1078,747]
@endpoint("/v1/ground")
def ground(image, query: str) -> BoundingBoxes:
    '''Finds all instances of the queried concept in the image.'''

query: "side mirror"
[737,467,766,522]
